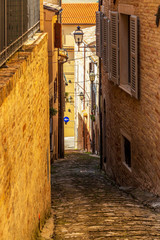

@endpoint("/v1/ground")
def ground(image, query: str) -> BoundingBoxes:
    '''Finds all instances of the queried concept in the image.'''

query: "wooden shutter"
[103,16,109,73]
[130,15,139,99]
[108,19,111,80]
[54,22,62,49]
[110,11,119,84]
[102,15,105,60]
[96,11,101,58]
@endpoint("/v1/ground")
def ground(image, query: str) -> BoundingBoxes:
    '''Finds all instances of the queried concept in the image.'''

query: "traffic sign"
[64,116,69,123]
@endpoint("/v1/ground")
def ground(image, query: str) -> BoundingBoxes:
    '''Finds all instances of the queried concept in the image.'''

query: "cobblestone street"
[40,153,160,240]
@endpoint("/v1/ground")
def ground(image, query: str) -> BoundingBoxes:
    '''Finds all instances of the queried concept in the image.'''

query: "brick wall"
[0,33,50,240]
[102,0,160,195]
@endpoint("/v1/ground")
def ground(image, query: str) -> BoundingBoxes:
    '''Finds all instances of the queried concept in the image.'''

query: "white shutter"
[110,11,119,85]
[96,11,101,57]
[130,15,139,99]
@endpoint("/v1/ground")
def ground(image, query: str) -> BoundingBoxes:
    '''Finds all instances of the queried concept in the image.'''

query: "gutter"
[43,3,63,14]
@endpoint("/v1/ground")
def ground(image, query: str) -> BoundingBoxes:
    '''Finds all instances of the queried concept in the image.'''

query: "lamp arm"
[76,82,90,99]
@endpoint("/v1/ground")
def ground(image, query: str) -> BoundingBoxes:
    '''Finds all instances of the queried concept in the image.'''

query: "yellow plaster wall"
[64,55,75,137]
[0,33,50,240]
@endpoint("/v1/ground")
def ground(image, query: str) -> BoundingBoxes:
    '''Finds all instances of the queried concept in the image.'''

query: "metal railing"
[0,0,40,67]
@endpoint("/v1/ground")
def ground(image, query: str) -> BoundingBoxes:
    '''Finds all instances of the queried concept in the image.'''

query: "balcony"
[0,0,40,67]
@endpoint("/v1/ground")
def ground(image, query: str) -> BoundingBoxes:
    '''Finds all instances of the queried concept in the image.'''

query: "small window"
[124,137,131,168]
[119,14,131,87]
[121,132,131,169]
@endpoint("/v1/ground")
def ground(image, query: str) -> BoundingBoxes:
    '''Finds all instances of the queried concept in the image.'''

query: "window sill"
[119,84,131,96]
[122,161,132,173]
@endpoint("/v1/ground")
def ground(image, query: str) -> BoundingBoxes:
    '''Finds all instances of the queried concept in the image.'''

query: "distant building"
[62,2,98,150]
[74,26,99,152]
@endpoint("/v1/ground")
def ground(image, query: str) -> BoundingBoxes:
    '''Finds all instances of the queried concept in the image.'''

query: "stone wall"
[0,33,51,240]
[102,0,160,195]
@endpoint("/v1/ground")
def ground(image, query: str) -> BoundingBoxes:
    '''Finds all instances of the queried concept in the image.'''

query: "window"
[54,22,62,48]
[119,13,138,98]
[124,137,131,168]
[119,14,131,88]
[121,131,132,170]
[98,6,139,99]
[96,11,103,58]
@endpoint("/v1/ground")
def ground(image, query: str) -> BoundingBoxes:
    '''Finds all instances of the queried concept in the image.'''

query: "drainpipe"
[83,46,86,151]
[99,0,103,169]
[58,51,68,159]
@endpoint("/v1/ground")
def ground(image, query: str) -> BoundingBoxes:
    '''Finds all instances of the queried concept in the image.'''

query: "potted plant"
[90,114,95,122]
[50,107,58,117]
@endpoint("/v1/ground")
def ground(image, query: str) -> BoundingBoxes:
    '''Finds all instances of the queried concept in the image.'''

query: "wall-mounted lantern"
[89,72,95,82]
[79,92,84,101]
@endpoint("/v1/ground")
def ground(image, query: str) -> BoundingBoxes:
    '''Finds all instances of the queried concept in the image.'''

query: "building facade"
[43,2,62,161]
[62,2,98,150]
[97,0,160,195]
[74,26,99,152]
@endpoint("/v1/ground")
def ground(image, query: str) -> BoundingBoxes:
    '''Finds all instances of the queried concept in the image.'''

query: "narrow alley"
[39,152,160,240]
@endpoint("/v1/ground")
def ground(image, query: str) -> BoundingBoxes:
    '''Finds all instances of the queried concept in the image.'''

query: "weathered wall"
[0,33,50,240]
[64,54,75,139]
[44,9,59,160]
[102,0,160,195]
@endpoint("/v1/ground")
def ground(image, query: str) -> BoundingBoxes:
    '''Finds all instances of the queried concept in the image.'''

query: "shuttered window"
[130,15,138,99]
[102,16,109,73]
[96,11,102,58]
[110,11,119,85]
[54,22,62,49]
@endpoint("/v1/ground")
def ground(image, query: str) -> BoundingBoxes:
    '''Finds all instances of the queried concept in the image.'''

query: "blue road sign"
[64,116,69,123]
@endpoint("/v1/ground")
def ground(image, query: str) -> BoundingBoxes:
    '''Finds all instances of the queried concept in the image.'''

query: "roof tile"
[62,3,98,24]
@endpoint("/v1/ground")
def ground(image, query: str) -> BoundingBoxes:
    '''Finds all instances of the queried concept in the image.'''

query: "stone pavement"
[38,153,160,240]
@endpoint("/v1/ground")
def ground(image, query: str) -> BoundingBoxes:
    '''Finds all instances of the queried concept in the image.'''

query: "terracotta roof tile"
[62,3,98,24]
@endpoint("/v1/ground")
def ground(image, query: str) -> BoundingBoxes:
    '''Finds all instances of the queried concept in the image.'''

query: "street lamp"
[79,92,84,101]
[89,72,95,82]
[73,26,84,45]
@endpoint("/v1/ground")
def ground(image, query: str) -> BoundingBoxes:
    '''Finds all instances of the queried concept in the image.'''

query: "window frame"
[121,129,132,172]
